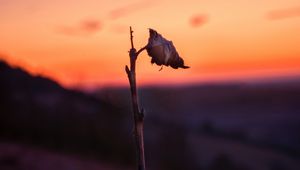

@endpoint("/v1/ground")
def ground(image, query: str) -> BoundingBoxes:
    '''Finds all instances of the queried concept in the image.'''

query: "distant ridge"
[0,60,63,92]
[0,59,134,165]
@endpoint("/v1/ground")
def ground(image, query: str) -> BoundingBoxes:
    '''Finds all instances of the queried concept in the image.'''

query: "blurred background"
[1,0,300,169]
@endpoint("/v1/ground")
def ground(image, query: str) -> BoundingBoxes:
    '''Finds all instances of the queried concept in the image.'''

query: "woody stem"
[125,26,146,170]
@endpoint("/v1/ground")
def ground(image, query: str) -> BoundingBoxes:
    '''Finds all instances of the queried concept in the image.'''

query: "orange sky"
[0,0,300,89]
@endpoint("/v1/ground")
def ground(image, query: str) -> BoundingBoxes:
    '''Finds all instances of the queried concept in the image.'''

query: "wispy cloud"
[109,0,158,20]
[80,20,102,32]
[189,14,208,28]
[267,7,300,20]
[58,19,102,36]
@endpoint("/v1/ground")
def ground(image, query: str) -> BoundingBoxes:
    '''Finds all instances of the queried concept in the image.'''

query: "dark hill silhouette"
[0,60,134,166]
[0,61,62,92]
[1,59,300,170]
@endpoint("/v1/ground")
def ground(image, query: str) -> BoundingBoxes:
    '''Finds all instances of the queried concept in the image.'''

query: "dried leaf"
[146,29,189,69]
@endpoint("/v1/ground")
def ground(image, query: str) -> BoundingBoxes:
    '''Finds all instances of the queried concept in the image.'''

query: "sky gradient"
[1,0,300,89]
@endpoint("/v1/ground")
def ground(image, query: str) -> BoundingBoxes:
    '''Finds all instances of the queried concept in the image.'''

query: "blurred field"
[0,142,130,170]
[1,60,300,170]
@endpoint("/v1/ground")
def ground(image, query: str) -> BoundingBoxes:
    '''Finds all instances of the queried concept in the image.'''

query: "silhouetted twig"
[125,26,147,170]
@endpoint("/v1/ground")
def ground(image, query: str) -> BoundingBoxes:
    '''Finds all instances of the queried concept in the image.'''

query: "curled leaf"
[146,28,189,69]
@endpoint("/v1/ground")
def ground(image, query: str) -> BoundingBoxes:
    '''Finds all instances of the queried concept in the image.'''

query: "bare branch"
[130,26,134,49]
[136,46,147,57]
[126,26,146,170]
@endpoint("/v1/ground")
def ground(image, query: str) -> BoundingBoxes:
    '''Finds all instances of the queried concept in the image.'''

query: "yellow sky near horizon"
[0,0,300,89]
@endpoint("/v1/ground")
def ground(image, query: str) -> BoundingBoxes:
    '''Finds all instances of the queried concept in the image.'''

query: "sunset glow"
[1,0,300,89]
